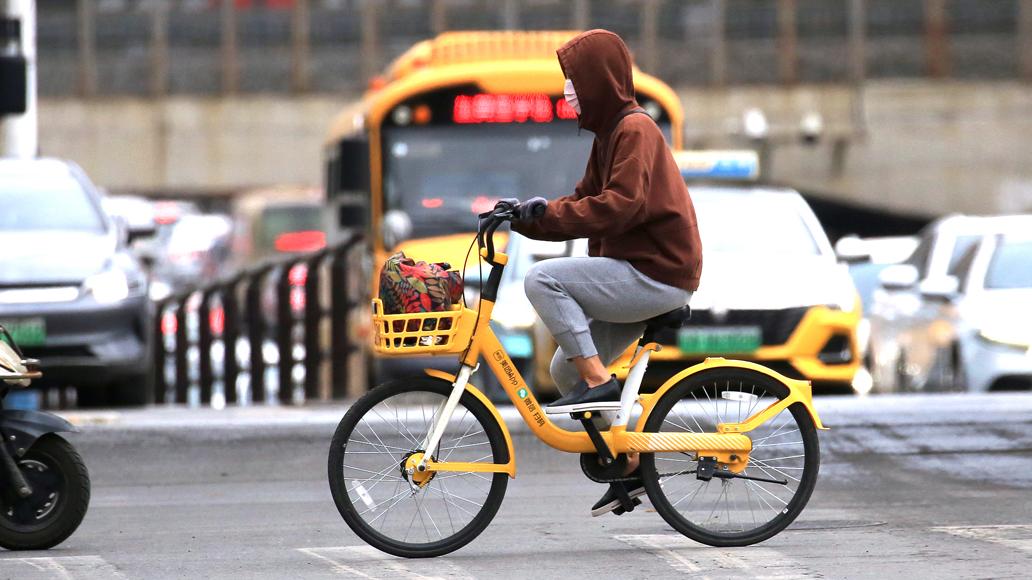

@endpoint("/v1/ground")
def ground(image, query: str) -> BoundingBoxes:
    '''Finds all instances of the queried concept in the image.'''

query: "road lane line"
[296,548,378,579]
[614,534,816,580]
[614,534,706,575]
[297,546,472,580]
[931,525,1032,554]
[0,555,127,579]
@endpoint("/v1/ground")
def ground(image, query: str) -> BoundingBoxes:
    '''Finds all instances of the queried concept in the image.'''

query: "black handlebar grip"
[484,218,501,262]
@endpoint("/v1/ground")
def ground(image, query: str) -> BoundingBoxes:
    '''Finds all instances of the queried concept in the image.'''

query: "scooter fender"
[0,409,78,458]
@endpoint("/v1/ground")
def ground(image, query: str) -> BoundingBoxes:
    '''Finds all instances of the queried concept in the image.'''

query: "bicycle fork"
[409,364,476,492]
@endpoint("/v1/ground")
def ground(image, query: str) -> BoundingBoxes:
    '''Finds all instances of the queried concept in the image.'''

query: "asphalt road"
[1,393,1030,580]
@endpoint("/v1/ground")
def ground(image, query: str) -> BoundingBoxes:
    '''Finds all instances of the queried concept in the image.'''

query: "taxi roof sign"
[674,150,759,181]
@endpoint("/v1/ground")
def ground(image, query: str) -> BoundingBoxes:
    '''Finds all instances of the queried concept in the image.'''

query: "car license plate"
[0,318,46,347]
[678,326,761,354]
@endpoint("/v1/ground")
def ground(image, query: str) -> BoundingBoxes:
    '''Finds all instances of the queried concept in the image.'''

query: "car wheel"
[949,343,966,392]
[895,352,912,392]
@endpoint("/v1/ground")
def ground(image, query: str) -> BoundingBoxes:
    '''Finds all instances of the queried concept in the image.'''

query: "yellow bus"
[324,30,684,271]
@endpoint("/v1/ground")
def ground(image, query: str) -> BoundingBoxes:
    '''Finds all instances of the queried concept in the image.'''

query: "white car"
[943,231,1032,392]
[868,214,1032,392]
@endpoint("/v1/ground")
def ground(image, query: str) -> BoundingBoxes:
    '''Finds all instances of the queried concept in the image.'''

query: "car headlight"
[149,280,173,302]
[978,325,1032,349]
[828,290,860,313]
[84,269,130,304]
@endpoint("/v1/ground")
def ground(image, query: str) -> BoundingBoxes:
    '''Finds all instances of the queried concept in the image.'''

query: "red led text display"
[453,94,578,124]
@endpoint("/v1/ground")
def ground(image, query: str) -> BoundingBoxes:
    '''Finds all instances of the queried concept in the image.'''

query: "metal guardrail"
[152,233,364,407]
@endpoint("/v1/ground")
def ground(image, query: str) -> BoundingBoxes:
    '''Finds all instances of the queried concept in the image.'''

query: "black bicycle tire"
[328,376,509,558]
[0,434,91,551]
[640,368,820,547]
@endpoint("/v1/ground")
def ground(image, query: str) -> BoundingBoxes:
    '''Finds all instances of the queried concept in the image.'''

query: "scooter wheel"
[0,434,91,550]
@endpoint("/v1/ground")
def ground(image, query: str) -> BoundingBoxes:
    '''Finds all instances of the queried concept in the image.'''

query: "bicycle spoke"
[418,489,443,541]
[343,464,398,477]
[743,476,759,527]
[370,406,420,448]
[344,463,397,486]
[752,427,800,446]
[705,480,729,523]
[744,479,781,515]
[748,458,801,483]
[663,416,694,433]
[347,435,412,454]
[361,488,411,519]
[669,478,706,509]
[434,483,481,518]
[433,479,456,535]
[754,454,805,462]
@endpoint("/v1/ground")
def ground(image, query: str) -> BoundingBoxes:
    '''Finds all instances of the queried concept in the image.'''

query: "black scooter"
[0,325,89,550]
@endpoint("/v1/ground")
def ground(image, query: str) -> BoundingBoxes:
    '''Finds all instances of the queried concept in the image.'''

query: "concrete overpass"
[34,79,1032,222]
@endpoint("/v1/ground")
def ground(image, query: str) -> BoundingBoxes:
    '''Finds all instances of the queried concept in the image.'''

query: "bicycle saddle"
[644,305,692,331]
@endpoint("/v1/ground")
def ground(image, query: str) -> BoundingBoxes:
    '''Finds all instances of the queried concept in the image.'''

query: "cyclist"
[507,29,703,516]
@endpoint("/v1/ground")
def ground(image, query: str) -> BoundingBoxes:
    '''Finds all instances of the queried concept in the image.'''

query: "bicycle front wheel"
[328,376,509,558]
[640,368,820,547]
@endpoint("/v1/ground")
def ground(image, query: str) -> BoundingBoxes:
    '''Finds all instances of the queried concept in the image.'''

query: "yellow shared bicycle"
[328,203,828,558]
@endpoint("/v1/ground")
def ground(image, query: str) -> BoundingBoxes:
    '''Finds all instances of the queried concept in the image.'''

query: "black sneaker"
[545,376,622,414]
[591,477,646,517]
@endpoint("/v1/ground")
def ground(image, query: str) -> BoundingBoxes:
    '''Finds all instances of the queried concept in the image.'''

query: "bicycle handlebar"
[477,200,544,262]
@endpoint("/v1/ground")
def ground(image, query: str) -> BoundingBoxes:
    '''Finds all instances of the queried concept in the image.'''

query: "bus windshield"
[383,124,595,239]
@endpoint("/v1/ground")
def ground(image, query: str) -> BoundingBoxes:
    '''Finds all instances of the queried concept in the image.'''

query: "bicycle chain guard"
[579,452,634,483]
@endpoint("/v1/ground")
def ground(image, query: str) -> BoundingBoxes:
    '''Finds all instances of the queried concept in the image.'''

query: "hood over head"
[556,29,638,134]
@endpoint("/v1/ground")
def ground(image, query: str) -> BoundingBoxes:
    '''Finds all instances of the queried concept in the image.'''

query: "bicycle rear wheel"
[640,368,820,547]
[328,376,509,558]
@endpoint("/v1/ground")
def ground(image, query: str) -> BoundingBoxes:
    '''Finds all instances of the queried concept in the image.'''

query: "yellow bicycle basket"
[371,299,478,356]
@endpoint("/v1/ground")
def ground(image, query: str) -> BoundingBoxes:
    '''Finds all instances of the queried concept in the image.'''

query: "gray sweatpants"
[524,257,693,394]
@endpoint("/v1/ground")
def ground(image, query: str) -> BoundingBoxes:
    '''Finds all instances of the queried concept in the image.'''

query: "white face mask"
[563,78,581,115]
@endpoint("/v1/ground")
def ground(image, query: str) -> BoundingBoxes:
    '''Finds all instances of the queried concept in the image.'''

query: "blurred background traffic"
[1,0,1030,409]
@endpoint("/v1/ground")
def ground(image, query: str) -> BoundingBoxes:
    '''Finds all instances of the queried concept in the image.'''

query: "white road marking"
[0,555,127,580]
[931,525,1032,554]
[297,545,473,580]
[614,534,817,580]
[614,534,705,576]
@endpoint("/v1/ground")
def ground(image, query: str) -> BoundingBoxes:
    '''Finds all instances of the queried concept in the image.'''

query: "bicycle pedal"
[613,497,642,516]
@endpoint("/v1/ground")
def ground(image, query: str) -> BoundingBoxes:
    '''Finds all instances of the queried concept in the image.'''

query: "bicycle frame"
[411,240,827,479]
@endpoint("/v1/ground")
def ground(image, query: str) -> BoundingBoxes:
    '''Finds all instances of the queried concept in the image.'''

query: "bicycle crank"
[696,456,788,485]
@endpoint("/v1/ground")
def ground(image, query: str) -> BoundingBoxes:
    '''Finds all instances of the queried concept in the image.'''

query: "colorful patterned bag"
[379,252,463,315]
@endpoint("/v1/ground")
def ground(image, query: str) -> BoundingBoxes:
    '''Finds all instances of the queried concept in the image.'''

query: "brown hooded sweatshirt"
[512,29,703,291]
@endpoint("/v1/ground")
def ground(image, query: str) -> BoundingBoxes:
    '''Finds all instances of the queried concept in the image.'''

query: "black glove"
[516,197,547,221]
[495,198,519,212]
